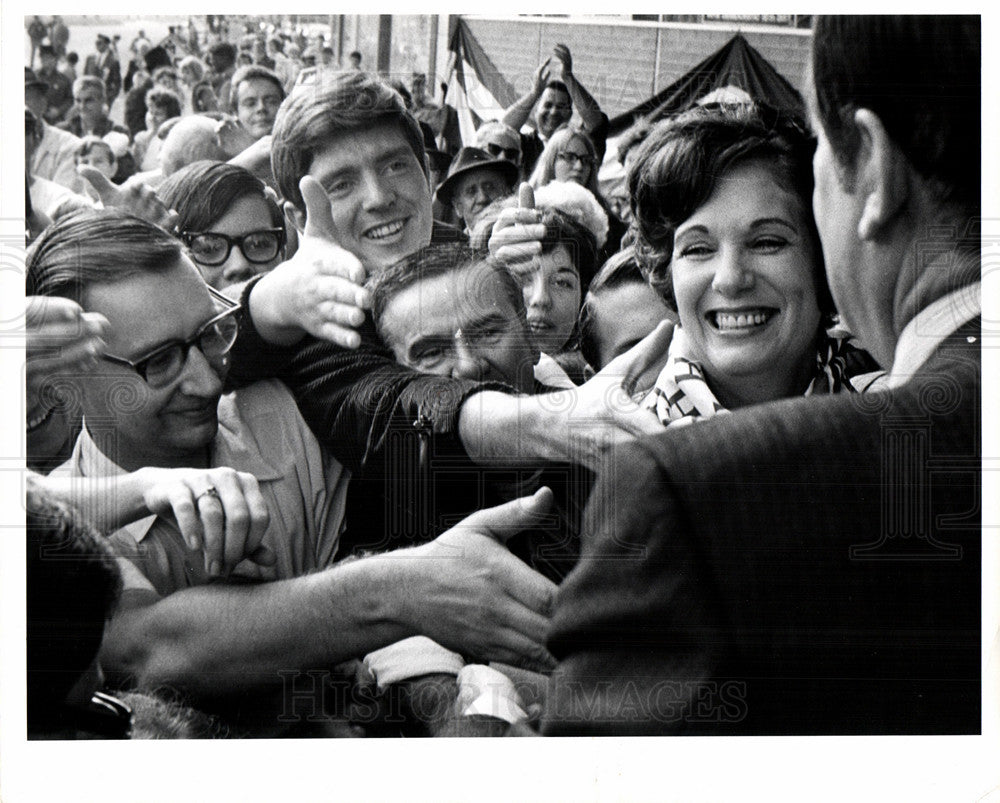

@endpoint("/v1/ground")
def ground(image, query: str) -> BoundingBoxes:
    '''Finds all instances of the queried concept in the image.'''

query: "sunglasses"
[484,142,520,161]
[181,228,285,267]
[101,287,241,388]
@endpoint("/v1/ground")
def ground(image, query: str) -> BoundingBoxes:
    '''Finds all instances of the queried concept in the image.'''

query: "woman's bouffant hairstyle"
[627,101,834,318]
[157,160,284,238]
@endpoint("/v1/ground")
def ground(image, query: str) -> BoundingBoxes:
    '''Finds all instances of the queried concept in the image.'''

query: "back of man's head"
[812,15,980,212]
[73,75,106,100]
[27,207,184,304]
[159,115,230,176]
[209,42,237,73]
[270,71,427,210]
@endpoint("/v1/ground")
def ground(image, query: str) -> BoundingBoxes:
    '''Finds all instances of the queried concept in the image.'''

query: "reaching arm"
[100,490,558,701]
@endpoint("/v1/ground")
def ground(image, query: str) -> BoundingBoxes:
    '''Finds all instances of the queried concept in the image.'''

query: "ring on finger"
[196,486,220,503]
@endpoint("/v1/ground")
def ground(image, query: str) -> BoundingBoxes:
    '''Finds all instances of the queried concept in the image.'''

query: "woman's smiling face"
[670,158,822,399]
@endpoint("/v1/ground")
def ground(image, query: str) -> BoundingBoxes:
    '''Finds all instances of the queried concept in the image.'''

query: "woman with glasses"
[157,160,286,291]
[528,126,627,261]
[628,102,881,425]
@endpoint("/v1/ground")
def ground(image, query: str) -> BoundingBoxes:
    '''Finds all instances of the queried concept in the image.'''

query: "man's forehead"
[456,167,506,187]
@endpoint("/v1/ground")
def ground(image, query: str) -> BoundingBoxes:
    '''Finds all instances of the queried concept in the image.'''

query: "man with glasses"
[28,208,558,726]
[473,120,524,174]
[501,44,609,175]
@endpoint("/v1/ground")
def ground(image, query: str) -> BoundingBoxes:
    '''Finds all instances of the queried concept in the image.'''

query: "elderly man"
[541,15,981,736]
[27,208,559,720]
[502,44,609,175]
[226,71,664,562]
[434,147,518,235]
[230,65,285,140]
[474,120,523,172]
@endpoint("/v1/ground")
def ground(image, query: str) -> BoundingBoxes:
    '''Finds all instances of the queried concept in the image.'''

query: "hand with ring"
[139,466,275,577]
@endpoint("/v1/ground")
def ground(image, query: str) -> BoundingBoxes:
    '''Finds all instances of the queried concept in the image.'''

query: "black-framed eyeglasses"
[101,287,241,388]
[484,142,520,161]
[555,151,593,167]
[181,228,285,267]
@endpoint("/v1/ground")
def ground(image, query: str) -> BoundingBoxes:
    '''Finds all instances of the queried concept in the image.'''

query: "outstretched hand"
[403,487,559,673]
[77,165,178,230]
[248,175,371,348]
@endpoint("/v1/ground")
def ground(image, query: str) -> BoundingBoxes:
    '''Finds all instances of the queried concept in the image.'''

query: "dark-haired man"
[501,44,609,174]
[542,14,981,736]
[83,33,121,107]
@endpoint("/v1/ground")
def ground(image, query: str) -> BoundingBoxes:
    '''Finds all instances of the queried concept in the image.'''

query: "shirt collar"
[887,281,980,388]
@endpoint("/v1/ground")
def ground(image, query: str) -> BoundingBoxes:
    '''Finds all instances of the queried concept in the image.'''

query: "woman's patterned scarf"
[642,327,860,426]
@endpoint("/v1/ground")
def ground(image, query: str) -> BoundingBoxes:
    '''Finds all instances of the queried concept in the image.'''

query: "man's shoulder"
[431,219,469,245]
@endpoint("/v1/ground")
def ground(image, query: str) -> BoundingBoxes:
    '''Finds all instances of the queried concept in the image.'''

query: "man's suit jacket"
[542,324,981,735]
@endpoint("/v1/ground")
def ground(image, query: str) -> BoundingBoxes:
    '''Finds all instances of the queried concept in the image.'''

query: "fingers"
[77,164,121,206]
[485,625,558,674]
[457,486,554,544]
[315,321,363,350]
[300,175,339,241]
[608,319,675,395]
[517,183,535,210]
[236,472,271,567]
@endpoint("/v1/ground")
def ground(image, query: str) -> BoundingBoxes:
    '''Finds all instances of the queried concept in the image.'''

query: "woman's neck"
[705,343,818,411]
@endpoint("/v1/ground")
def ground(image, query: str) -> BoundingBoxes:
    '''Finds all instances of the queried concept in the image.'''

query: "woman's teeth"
[713,310,773,330]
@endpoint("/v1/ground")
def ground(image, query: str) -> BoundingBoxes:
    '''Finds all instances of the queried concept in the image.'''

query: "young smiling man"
[228,70,664,562]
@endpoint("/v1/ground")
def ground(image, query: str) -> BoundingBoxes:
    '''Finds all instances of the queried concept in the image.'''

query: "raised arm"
[551,44,607,133]
[502,58,552,132]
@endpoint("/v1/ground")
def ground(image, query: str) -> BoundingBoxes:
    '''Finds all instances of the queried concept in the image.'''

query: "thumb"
[517,183,535,211]
[460,486,554,544]
[603,319,674,394]
[300,175,337,240]
[77,164,121,206]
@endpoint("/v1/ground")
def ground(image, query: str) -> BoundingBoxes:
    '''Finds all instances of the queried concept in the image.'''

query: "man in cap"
[35,45,74,124]
[434,146,518,235]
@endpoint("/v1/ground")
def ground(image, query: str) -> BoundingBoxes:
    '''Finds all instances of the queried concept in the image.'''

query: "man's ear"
[853,108,909,241]
[283,200,305,234]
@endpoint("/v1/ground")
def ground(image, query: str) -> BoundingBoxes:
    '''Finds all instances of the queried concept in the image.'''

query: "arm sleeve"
[225,275,512,475]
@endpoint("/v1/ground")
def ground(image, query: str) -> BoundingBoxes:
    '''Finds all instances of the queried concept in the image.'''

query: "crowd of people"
[23,15,981,741]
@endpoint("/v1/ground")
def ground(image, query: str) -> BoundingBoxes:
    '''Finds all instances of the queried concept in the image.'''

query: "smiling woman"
[627,102,880,422]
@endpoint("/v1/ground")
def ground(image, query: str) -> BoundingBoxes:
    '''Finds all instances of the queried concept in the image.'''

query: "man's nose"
[361,172,396,210]
[179,344,226,396]
[451,340,488,381]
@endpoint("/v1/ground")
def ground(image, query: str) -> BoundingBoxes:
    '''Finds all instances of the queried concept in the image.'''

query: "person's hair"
[74,135,116,165]
[388,79,413,110]
[229,65,285,112]
[159,115,230,177]
[267,36,284,53]
[27,208,185,302]
[368,244,525,344]
[537,207,600,301]
[543,80,571,102]
[26,479,122,733]
[578,247,647,369]
[178,55,206,83]
[151,66,180,85]
[349,50,361,61]
[617,116,652,165]
[208,42,237,72]
[812,15,979,212]
[192,81,218,113]
[66,51,79,66]
[117,690,225,739]
[627,101,834,317]
[271,71,428,209]
[73,75,105,99]
[145,86,183,121]
[529,126,602,200]
[157,160,284,237]
[473,120,522,155]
